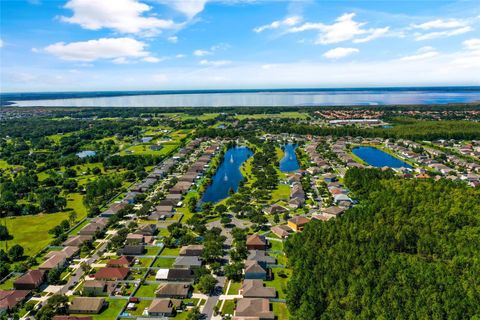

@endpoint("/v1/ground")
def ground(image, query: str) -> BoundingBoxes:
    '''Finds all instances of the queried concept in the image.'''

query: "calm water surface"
[353,146,411,168]
[201,146,253,203]
[280,144,300,172]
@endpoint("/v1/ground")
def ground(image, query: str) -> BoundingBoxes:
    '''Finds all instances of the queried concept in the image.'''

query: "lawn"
[160,247,180,256]
[235,112,308,120]
[153,257,175,268]
[145,247,161,256]
[226,281,242,295]
[135,284,158,298]
[127,299,150,316]
[270,185,290,203]
[71,298,127,320]
[221,300,236,316]
[2,212,70,256]
[0,275,18,290]
[272,302,290,320]
[136,257,154,267]
[65,193,88,219]
[264,268,291,299]
[269,240,284,252]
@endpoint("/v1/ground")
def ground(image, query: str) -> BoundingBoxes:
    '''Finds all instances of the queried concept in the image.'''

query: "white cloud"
[0,39,3,48]
[143,56,163,63]
[323,47,359,59]
[463,38,480,50]
[176,54,186,58]
[167,36,178,43]
[151,73,168,83]
[199,59,231,66]
[415,26,472,41]
[44,37,153,62]
[412,18,467,30]
[400,46,439,61]
[159,0,208,19]
[253,16,301,33]
[453,38,480,68]
[193,49,211,56]
[287,13,390,45]
[60,0,177,35]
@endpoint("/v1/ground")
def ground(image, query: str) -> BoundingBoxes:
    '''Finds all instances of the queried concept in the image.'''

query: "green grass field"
[265,268,291,299]
[272,302,290,320]
[153,257,175,268]
[160,247,180,256]
[235,112,308,120]
[226,281,242,295]
[135,284,158,298]
[270,185,290,203]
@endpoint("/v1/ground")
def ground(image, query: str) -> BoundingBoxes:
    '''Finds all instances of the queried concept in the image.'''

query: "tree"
[47,266,63,284]
[187,306,202,320]
[68,211,77,225]
[8,244,24,262]
[197,274,217,294]
[36,294,68,320]
[224,262,244,281]
[0,225,12,241]
[273,213,280,224]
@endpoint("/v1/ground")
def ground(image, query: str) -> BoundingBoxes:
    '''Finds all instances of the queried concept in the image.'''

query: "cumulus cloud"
[463,38,480,50]
[287,13,390,45]
[193,49,211,56]
[412,18,473,41]
[0,39,3,48]
[193,43,229,56]
[400,46,439,61]
[159,0,208,19]
[323,47,359,59]
[199,59,231,66]
[253,16,302,33]
[43,37,155,62]
[167,36,178,43]
[60,0,177,35]
[453,38,480,68]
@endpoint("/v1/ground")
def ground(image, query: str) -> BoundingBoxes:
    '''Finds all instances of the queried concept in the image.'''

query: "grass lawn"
[153,257,175,268]
[65,193,88,219]
[2,212,70,256]
[72,298,127,320]
[272,302,290,320]
[265,268,291,299]
[221,300,236,316]
[269,240,284,252]
[226,281,242,295]
[160,247,180,256]
[235,112,308,120]
[157,228,170,237]
[128,299,150,316]
[0,275,18,290]
[145,247,161,256]
[135,284,158,298]
[136,257,154,267]
[270,185,290,203]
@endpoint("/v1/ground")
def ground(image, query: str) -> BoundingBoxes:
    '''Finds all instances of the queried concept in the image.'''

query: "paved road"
[202,276,226,319]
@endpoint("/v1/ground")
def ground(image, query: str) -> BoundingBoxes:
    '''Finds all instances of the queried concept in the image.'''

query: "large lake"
[201,146,253,203]
[2,87,479,107]
[352,146,412,168]
[280,144,300,172]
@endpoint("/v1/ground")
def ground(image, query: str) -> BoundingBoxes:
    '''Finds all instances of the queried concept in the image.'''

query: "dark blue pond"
[201,146,253,203]
[353,146,411,168]
[280,144,300,172]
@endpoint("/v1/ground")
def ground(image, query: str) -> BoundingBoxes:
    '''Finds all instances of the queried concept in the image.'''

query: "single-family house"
[155,283,191,298]
[246,234,267,251]
[244,260,268,280]
[234,298,274,320]
[147,299,181,317]
[179,245,204,256]
[240,280,276,298]
[13,270,45,290]
[288,216,310,232]
[68,297,106,314]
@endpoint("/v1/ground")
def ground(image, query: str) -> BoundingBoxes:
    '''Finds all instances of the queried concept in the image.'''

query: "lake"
[76,150,96,158]
[280,144,300,172]
[3,87,480,107]
[352,146,411,168]
[201,146,253,203]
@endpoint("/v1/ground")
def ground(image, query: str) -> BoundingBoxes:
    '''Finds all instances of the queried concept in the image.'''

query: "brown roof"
[69,297,105,314]
[246,234,267,246]
[244,260,266,275]
[241,280,276,298]
[0,290,30,310]
[234,298,274,319]
[155,283,191,297]
[148,299,181,313]
[45,246,79,260]
[62,235,93,247]
[94,267,129,280]
[322,206,346,216]
[107,256,132,267]
[14,270,45,287]
[270,225,291,238]
[288,216,310,226]
[179,245,204,256]
[39,254,66,270]
[83,280,106,289]
[53,316,93,320]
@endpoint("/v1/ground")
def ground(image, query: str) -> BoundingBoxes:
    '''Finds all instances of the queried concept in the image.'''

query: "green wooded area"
[285,168,480,319]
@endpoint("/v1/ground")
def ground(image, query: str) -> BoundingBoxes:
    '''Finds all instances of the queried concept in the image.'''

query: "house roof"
[45,246,79,260]
[288,216,310,226]
[107,256,132,267]
[241,280,276,298]
[94,267,129,280]
[53,316,93,320]
[179,245,204,256]
[174,256,202,267]
[155,283,191,297]
[323,206,347,216]
[148,299,181,313]
[244,260,266,274]
[234,298,274,319]
[83,280,106,289]
[69,297,104,313]
[39,254,65,270]
[0,290,30,310]
[247,251,276,264]
[14,270,45,286]
[270,225,291,238]
[246,234,267,246]
[62,235,92,247]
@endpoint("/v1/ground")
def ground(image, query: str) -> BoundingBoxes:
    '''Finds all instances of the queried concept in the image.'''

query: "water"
[2,87,479,107]
[280,144,300,172]
[76,150,96,158]
[201,146,253,203]
[352,146,411,168]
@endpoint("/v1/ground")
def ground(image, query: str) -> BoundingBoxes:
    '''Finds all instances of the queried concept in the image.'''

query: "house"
[68,297,106,314]
[148,299,181,317]
[173,256,202,269]
[322,206,347,218]
[247,251,276,266]
[126,233,144,245]
[288,216,310,232]
[170,181,192,194]
[155,269,195,282]
[78,222,104,236]
[264,204,288,215]
[100,202,127,217]
[0,290,30,313]
[288,198,304,209]
[83,280,107,296]
[63,235,93,247]
[94,267,129,281]
[118,245,144,256]
[270,225,292,239]
[38,254,66,271]
[246,234,267,250]
[45,246,79,260]
[334,194,353,204]
[136,224,157,236]
[240,280,276,298]
[234,298,274,320]
[13,270,45,290]
[324,174,337,183]
[155,283,191,298]
[107,256,132,268]
[53,316,93,320]
[179,245,204,256]
[244,260,268,280]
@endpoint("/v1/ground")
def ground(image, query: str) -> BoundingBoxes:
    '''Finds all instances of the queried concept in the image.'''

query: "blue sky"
[1,0,479,92]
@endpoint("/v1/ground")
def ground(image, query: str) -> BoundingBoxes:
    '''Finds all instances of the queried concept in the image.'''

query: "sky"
[0,0,480,92]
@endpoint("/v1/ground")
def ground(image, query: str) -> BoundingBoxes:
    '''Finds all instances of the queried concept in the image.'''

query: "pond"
[279,144,300,172]
[352,146,411,168]
[76,150,96,158]
[201,146,253,203]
